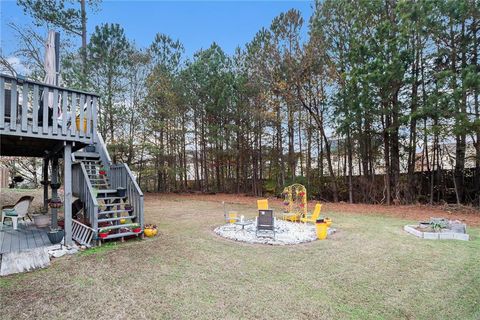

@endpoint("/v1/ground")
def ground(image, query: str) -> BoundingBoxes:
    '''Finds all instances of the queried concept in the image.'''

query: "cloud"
[6,56,30,76]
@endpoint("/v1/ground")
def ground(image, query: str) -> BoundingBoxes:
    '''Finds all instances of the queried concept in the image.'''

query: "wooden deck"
[0,73,99,157]
[0,222,51,254]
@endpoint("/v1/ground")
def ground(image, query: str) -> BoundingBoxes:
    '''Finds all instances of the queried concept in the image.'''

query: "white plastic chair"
[1,196,34,230]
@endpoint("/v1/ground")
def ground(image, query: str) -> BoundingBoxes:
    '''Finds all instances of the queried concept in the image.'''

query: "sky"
[1,0,314,71]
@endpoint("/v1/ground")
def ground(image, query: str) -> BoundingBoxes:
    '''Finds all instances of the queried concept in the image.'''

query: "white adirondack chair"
[1,196,34,230]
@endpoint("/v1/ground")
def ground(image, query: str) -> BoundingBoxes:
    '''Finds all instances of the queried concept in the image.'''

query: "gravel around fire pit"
[214,219,336,245]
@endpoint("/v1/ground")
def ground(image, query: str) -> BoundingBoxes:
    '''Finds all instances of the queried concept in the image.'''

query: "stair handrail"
[72,162,99,234]
[124,163,144,197]
[96,132,112,168]
[110,163,144,228]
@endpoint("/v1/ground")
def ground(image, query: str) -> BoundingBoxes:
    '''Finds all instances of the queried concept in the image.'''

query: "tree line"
[3,0,480,205]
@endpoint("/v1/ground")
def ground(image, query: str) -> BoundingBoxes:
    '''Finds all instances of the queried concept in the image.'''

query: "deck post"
[64,143,73,246]
[51,157,59,229]
[42,158,49,212]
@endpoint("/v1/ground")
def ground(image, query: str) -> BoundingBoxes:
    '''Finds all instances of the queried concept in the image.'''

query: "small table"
[234,220,253,231]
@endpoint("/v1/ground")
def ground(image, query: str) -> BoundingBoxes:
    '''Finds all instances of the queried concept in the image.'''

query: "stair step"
[101,223,138,230]
[98,196,126,201]
[89,178,109,181]
[102,231,141,240]
[98,209,131,214]
[75,152,100,159]
[98,215,136,223]
[99,203,130,208]
[96,189,117,194]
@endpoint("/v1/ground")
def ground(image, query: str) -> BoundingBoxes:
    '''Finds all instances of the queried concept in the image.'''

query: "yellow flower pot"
[144,228,157,237]
[120,218,126,224]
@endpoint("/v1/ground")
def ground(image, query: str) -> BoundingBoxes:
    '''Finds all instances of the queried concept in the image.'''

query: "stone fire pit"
[214,219,335,245]
[404,218,469,241]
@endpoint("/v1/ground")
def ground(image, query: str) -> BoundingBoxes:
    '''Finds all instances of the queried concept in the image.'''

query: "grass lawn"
[1,194,479,319]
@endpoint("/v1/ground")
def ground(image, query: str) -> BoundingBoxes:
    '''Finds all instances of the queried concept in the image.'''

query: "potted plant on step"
[117,187,127,198]
[99,166,107,176]
[47,227,65,244]
[49,197,63,208]
[98,229,110,239]
[131,223,142,233]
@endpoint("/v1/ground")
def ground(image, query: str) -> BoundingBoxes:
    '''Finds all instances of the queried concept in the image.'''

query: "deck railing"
[72,162,99,234]
[0,73,98,144]
[110,163,144,228]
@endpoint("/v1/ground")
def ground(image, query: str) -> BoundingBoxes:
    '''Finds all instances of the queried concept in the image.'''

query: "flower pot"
[85,145,96,152]
[116,187,127,198]
[144,228,157,237]
[99,170,106,175]
[34,214,50,228]
[98,232,109,239]
[49,203,62,209]
[47,230,65,244]
[132,227,142,233]
[50,183,61,189]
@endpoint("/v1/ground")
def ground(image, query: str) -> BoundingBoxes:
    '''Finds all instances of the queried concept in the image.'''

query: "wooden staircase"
[72,141,144,243]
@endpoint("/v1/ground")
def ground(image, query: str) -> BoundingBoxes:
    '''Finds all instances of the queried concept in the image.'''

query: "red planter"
[132,228,142,233]
[99,232,109,239]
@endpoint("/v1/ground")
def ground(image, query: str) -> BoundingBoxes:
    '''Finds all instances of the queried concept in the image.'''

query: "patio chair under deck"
[1,196,34,230]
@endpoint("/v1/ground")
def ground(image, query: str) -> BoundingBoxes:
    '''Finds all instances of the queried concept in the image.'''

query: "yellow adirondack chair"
[257,199,269,210]
[300,203,322,224]
[283,212,301,222]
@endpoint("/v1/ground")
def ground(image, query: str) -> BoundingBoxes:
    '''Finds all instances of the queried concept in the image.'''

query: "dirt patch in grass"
[146,192,480,226]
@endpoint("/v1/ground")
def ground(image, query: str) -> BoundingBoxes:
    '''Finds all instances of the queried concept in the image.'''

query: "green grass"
[0,197,479,320]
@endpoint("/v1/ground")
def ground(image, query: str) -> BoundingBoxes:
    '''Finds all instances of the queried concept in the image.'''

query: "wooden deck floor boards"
[0,222,50,254]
